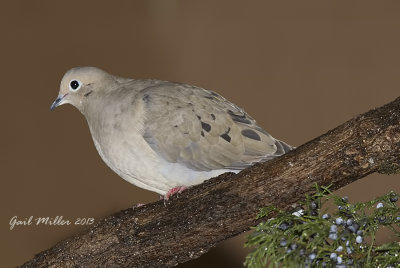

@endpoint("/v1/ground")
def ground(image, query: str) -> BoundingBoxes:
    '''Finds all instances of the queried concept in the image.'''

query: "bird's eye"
[69,80,82,91]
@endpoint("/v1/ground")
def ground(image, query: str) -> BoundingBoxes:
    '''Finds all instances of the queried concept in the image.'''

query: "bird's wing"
[139,82,292,171]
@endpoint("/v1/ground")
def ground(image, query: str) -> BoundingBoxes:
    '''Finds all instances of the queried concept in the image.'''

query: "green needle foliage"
[244,185,400,268]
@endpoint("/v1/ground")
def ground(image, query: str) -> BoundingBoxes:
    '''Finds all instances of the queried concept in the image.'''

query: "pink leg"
[164,186,187,201]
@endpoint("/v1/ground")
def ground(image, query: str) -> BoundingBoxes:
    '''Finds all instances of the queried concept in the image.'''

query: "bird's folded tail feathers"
[275,139,294,156]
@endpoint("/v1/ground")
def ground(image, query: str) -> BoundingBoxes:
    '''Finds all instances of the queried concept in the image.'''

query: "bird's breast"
[84,97,169,191]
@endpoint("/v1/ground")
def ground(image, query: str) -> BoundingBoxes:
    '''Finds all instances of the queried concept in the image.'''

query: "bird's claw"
[164,186,187,202]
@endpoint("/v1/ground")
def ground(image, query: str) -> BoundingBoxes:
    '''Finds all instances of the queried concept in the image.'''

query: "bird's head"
[50,66,114,112]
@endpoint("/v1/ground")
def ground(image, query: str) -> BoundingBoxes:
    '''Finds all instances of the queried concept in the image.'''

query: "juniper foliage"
[244,185,400,267]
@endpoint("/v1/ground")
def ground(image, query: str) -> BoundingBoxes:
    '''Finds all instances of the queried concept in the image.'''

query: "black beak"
[50,93,67,111]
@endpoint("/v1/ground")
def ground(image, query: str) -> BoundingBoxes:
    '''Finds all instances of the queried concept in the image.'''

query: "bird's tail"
[275,139,294,156]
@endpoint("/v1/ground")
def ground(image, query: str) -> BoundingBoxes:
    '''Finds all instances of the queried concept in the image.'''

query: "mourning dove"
[50,67,293,198]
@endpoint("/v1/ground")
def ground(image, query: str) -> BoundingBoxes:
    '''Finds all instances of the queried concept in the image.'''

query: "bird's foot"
[164,186,187,201]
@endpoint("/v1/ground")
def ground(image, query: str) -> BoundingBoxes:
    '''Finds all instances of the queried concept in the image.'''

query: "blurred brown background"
[1,1,400,267]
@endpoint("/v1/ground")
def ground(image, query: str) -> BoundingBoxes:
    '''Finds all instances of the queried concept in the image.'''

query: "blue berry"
[337,256,343,264]
[330,252,337,260]
[336,246,343,252]
[290,243,297,250]
[310,201,318,210]
[342,196,348,202]
[356,235,363,243]
[329,233,338,240]
[330,225,338,233]
[308,253,316,260]
[280,238,287,247]
[336,217,344,225]
[346,219,353,226]
[376,202,384,209]
[389,195,398,202]
[377,216,386,223]
[346,246,353,254]
[356,230,363,236]
[348,223,359,233]
[279,222,289,231]
[322,213,330,220]
[310,210,318,216]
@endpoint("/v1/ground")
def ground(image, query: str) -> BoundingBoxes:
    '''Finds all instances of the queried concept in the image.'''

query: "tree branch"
[21,97,400,267]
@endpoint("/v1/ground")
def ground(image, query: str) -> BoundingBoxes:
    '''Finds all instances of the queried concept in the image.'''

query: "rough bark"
[21,97,400,267]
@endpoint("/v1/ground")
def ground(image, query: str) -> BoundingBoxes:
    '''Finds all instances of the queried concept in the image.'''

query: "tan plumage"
[51,67,293,195]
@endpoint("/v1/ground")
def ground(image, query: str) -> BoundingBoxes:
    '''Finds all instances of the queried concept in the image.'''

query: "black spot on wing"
[228,110,252,124]
[220,127,231,142]
[201,131,205,137]
[241,129,261,141]
[210,114,216,120]
[220,133,231,142]
[201,122,211,132]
